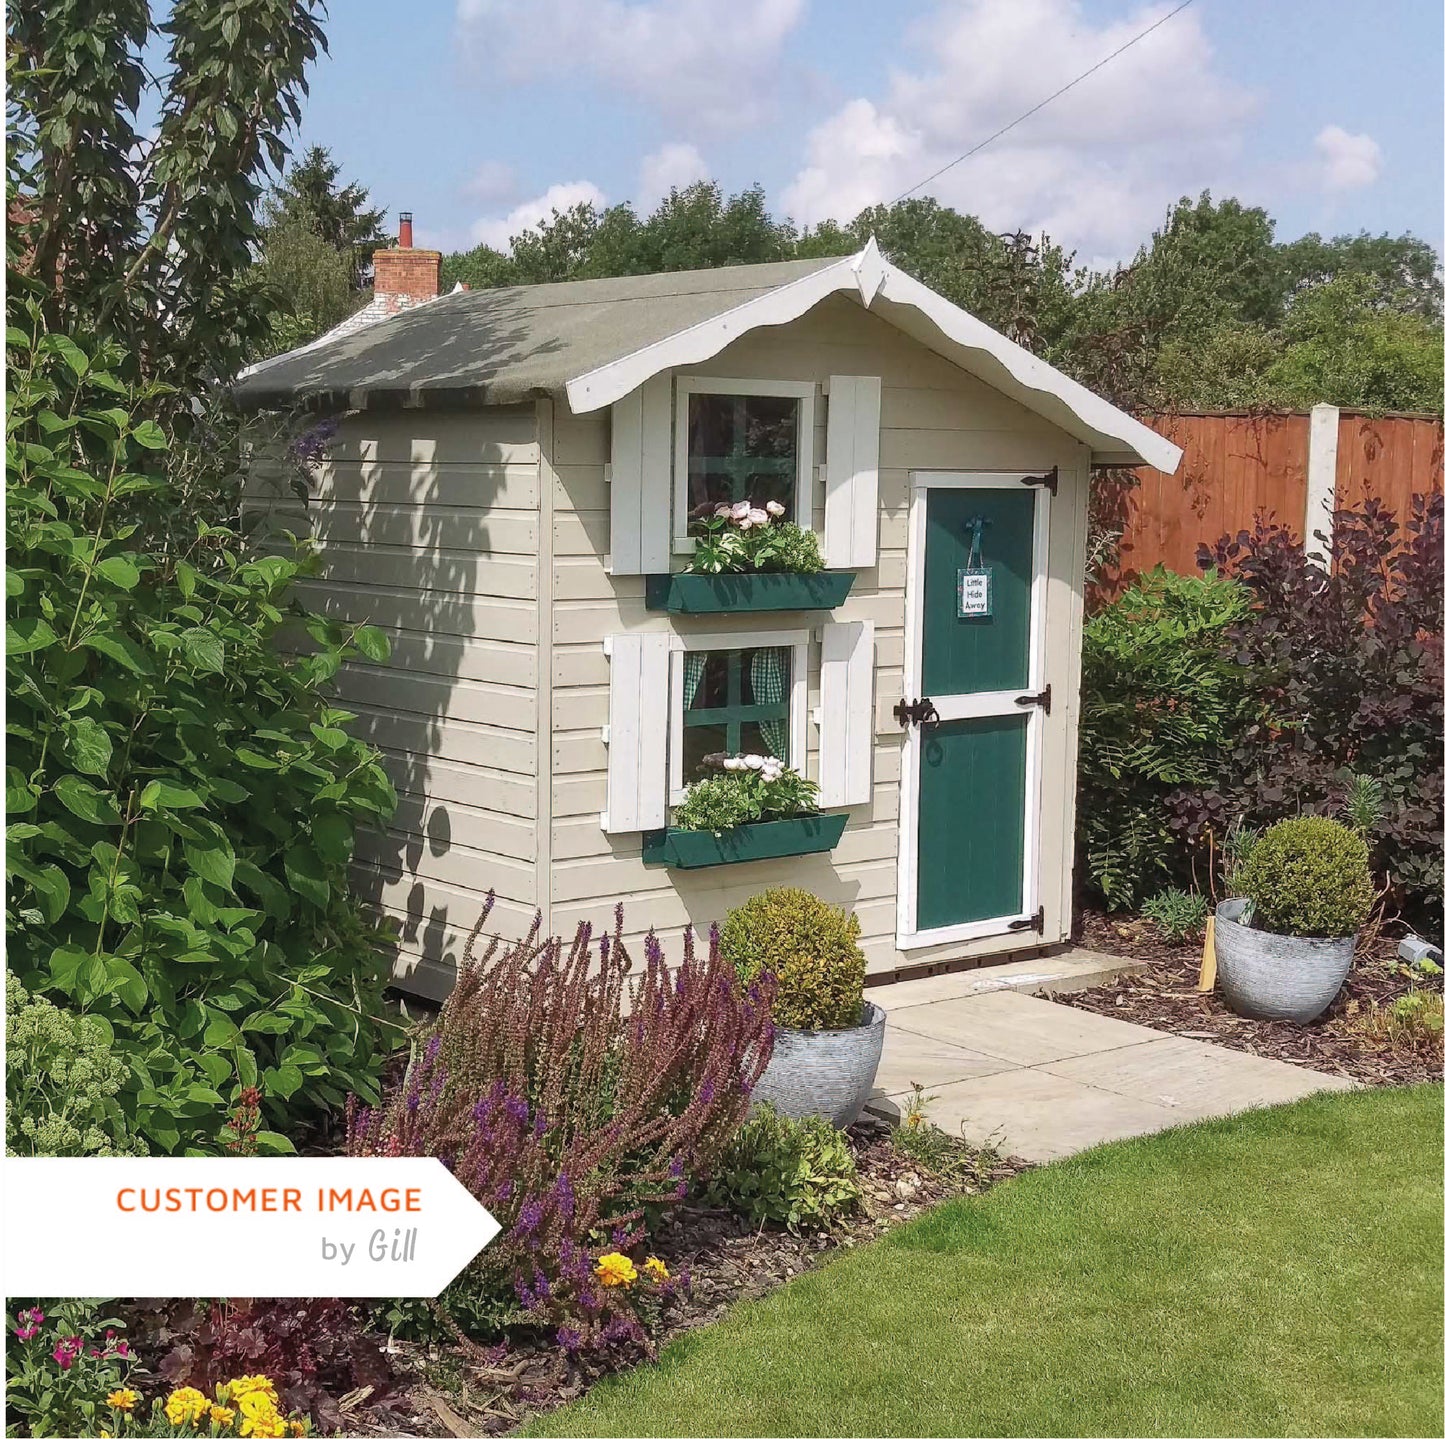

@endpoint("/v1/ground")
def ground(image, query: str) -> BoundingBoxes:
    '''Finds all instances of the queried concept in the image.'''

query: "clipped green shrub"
[1235,817,1373,938]
[6,974,147,1156]
[703,1102,860,1232]
[720,887,864,1031]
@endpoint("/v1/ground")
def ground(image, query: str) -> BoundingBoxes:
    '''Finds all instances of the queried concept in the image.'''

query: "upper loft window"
[673,378,815,550]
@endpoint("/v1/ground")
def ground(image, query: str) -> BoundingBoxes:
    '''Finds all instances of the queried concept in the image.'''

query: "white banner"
[0,1157,499,1298]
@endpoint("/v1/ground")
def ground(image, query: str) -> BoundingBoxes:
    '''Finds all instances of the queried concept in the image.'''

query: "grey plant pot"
[751,1001,886,1129]
[1214,897,1356,1024]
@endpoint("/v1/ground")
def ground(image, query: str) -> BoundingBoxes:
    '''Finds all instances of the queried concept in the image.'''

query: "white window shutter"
[602,633,670,832]
[609,373,673,574]
[823,375,881,569]
[819,620,874,809]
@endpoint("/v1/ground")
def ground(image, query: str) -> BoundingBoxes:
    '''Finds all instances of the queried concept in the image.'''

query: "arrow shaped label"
[1,1157,499,1298]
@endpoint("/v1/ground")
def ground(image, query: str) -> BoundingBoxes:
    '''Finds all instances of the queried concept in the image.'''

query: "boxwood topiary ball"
[1235,816,1373,939]
[720,887,864,1031]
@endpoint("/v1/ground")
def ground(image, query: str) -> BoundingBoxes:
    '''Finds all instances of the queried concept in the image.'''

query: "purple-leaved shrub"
[348,898,776,1351]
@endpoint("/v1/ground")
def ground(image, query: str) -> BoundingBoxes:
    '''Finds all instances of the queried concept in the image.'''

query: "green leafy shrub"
[703,1102,860,1232]
[1077,568,1255,908]
[1235,817,1373,938]
[670,764,820,833]
[6,974,146,1156]
[5,1302,132,1439]
[5,287,399,1153]
[1140,887,1210,943]
[721,887,864,1031]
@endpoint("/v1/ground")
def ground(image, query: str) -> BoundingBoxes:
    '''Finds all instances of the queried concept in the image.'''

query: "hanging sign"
[958,566,993,617]
[957,515,993,617]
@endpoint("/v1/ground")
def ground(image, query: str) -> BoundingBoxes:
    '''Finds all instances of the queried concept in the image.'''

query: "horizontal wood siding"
[549,294,1089,976]
[245,407,541,997]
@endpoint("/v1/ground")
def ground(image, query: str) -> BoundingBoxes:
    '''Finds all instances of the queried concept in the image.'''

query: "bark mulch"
[1057,908,1443,1089]
[344,1121,1030,1436]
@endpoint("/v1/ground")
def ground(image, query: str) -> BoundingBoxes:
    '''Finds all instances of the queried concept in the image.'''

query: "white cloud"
[1314,125,1381,192]
[455,0,805,131]
[470,180,606,250]
[781,0,1257,264]
[463,160,518,204]
[637,143,709,210]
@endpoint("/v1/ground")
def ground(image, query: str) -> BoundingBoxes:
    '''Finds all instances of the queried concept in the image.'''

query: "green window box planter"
[642,813,848,869]
[645,571,856,613]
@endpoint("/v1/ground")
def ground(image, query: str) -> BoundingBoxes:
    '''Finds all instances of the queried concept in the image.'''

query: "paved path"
[867,953,1353,1163]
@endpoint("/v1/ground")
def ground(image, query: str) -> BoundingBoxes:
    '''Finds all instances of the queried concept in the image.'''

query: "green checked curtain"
[750,648,789,758]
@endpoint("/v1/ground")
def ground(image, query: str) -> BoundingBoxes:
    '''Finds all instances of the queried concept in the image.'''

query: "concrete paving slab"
[890,989,1159,1066]
[870,947,1143,1010]
[1043,1034,1354,1117]
[871,1030,1012,1098]
[914,1067,1187,1163]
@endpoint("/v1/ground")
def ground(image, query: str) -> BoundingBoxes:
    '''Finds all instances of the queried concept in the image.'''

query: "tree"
[1278,231,1442,322]
[265,144,388,289]
[9,0,327,413]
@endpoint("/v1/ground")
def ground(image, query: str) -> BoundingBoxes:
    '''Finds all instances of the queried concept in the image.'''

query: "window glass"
[685,393,799,531]
[679,646,792,785]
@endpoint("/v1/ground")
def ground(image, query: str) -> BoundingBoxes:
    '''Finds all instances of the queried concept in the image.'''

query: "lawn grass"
[528,1085,1444,1438]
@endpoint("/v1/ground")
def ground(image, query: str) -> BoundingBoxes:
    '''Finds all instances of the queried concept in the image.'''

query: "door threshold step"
[871,946,1143,1010]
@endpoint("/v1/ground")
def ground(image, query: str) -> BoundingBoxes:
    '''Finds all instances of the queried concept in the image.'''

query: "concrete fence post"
[1305,403,1340,566]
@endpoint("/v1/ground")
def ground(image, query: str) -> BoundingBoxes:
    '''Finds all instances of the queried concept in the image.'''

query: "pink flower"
[713,502,731,516]
[765,500,785,517]
[14,1325,38,1341]
[737,517,752,529]
[115,1341,129,1358]
[748,508,769,526]
[729,501,750,520]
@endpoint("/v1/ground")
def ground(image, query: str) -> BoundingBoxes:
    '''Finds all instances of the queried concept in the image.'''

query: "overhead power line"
[890,0,1198,205]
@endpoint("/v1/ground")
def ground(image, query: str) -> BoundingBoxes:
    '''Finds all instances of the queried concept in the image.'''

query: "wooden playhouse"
[237,240,1181,999]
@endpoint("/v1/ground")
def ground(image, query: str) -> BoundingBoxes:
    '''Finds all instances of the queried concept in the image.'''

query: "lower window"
[669,635,809,800]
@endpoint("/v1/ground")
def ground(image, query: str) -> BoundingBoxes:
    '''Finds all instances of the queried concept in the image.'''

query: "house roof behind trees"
[233,243,1181,471]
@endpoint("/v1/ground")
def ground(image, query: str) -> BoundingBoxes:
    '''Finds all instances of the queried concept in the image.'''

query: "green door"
[904,480,1046,938]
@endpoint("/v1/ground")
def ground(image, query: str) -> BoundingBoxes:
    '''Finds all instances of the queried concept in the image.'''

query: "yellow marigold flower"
[595,1251,638,1287]
[228,1376,278,1402]
[211,1404,237,1429]
[643,1256,670,1282]
[289,1423,307,1437]
[165,1387,211,1426]
[106,1388,141,1412]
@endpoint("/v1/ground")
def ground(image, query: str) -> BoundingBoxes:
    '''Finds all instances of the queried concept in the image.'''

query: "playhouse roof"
[234,242,1180,471]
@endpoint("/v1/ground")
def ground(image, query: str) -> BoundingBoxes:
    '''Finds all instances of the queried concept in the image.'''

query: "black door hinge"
[1008,906,1045,933]
[893,697,939,729]
[1022,466,1058,496]
[1014,684,1052,715]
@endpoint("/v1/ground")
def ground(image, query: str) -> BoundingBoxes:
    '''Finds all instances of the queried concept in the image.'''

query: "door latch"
[1008,907,1045,933]
[1014,685,1052,715]
[1021,466,1058,495]
[893,697,939,729]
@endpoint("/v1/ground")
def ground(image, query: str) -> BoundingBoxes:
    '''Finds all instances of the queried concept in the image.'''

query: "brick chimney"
[372,211,441,306]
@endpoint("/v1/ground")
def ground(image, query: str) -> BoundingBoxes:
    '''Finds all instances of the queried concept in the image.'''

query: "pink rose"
[765,500,785,517]
[729,501,750,520]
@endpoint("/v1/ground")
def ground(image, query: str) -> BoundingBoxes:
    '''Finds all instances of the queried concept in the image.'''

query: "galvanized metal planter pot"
[751,1000,886,1129]
[1214,897,1356,1024]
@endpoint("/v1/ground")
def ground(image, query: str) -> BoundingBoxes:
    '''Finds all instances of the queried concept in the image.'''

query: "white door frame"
[895,471,1050,951]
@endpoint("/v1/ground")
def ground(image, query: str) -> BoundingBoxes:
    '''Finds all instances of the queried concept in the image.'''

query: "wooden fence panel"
[1095,410,1441,603]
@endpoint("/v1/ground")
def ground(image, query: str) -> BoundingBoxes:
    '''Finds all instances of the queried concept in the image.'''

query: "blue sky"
[293,0,1443,267]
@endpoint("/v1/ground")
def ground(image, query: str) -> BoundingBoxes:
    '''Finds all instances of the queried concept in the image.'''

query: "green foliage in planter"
[1140,887,1210,943]
[702,1102,860,1233]
[670,767,820,833]
[687,509,825,575]
[6,293,399,1153]
[720,887,864,1031]
[1077,567,1255,909]
[1235,817,1373,939]
[6,973,146,1156]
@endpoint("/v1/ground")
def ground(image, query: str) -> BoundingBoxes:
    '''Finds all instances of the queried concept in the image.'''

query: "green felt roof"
[233,257,841,411]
